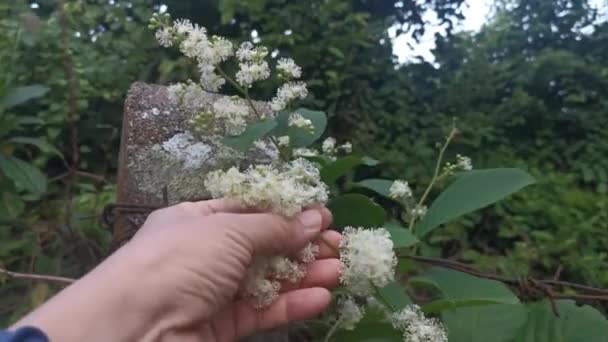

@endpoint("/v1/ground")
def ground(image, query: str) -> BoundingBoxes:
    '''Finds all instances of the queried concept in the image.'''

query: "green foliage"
[328,194,386,228]
[416,168,536,237]
[223,119,278,152]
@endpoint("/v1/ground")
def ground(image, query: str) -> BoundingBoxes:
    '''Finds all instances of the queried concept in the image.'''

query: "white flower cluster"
[205,159,329,217]
[444,154,473,174]
[339,227,397,296]
[410,205,428,219]
[277,57,302,79]
[389,180,413,200]
[288,113,314,132]
[293,147,319,157]
[242,243,319,307]
[270,81,308,111]
[235,42,270,87]
[391,305,448,342]
[211,96,250,135]
[155,19,235,92]
[337,296,365,330]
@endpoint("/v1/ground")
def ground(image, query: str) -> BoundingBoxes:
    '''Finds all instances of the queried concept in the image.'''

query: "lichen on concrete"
[122,82,278,204]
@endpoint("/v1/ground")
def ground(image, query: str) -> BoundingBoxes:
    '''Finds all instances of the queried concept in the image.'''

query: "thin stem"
[0,267,75,285]
[216,66,287,160]
[323,316,343,342]
[408,123,458,232]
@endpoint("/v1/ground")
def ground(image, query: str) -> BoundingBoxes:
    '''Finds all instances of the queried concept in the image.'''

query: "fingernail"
[298,210,322,233]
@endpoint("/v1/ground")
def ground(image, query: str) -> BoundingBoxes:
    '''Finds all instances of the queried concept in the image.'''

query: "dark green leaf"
[332,314,402,342]
[384,222,419,248]
[0,85,49,109]
[0,155,47,195]
[223,119,277,152]
[328,194,386,228]
[354,179,393,197]
[416,168,536,237]
[321,156,366,184]
[419,268,519,308]
[443,304,528,342]
[0,191,25,219]
[516,300,608,342]
[272,108,327,147]
[8,137,64,159]
[378,281,412,311]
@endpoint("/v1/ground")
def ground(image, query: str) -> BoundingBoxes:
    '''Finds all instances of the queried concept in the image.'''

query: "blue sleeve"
[0,327,48,342]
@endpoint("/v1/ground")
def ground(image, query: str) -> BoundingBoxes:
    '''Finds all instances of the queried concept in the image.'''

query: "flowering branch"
[400,253,608,315]
[0,267,75,285]
[408,123,458,233]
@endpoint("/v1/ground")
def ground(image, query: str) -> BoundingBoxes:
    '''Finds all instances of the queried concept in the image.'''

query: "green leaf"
[321,156,367,184]
[378,281,412,310]
[0,85,49,109]
[418,268,519,311]
[328,46,346,59]
[443,304,528,342]
[0,191,25,219]
[354,178,393,198]
[328,194,386,228]
[415,168,536,237]
[0,155,47,195]
[223,119,277,152]
[517,300,608,342]
[384,222,419,248]
[7,137,64,159]
[272,108,327,147]
[332,311,402,342]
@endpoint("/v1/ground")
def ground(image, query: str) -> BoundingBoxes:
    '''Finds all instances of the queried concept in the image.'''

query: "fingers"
[316,230,341,259]
[233,287,331,339]
[211,208,331,255]
[279,258,341,292]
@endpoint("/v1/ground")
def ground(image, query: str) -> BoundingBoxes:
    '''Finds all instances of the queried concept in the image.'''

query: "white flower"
[173,19,194,35]
[340,142,353,154]
[277,57,302,79]
[167,81,207,106]
[236,61,271,87]
[236,41,268,61]
[444,154,473,174]
[205,159,328,217]
[410,205,427,219]
[322,137,337,155]
[389,180,413,200]
[270,81,308,111]
[298,242,319,263]
[293,147,319,157]
[288,113,314,132]
[155,27,173,47]
[339,227,397,296]
[337,297,365,330]
[268,256,306,283]
[391,305,447,342]
[179,25,209,59]
[242,260,281,308]
[212,97,250,135]
[277,135,290,147]
[199,64,225,92]
[456,154,473,171]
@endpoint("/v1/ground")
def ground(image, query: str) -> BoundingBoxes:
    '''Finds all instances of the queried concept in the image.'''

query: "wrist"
[13,246,167,342]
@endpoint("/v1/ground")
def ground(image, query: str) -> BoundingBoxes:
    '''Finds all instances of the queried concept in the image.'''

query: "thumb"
[210,209,328,256]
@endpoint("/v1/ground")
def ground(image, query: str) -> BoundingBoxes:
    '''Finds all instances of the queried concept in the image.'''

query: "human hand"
[13,199,341,342]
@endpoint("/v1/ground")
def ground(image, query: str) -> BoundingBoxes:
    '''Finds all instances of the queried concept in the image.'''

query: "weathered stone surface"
[116,82,277,209]
[113,82,297,341]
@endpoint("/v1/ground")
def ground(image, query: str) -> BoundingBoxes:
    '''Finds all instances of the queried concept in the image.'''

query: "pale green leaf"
[416,168,536,237]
